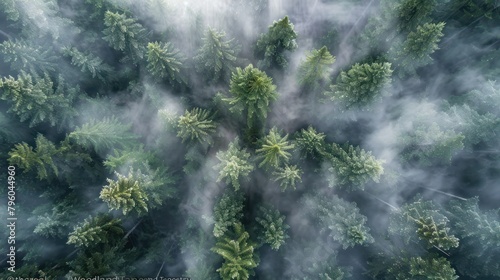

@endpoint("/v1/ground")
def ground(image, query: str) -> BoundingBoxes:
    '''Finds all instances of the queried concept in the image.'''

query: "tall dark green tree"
[256,16,298,69]
[146,41,185,85]
[67,214,123,248]
[0,40,56,75]
[62,46,114,82]
[8,134,59,179]
[212,191,245,238]
[100,172,149,215]
[256,127,295,169]
[294,126,328,160]
[215,139,254,191]
[195,28,239,83]
[297,46,336,90]
[176,108,217,145]
[255,205,289,250]
[272,164,302,191]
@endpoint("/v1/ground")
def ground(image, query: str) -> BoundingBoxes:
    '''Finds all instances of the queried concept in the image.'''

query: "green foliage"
[298,253,352,280]
[67,214,123,248]
[100,172,149,215]
[68,117,138,153]
[255,205,289,250]
[256,16,298,69]
[389,198,459,251]
[297,46,336,89]
[130,165,176,209]
[390,22,445,75]
[379,254,458,280]
[0,72,78,128]
[325,62,393,110]
[177,108,217,145]
[212,191,245,238]
[103,145,155,171]
[32,195,79,238]
[211,223,260,280]
[67,243,131,278]
[62,46,113,82]
[446,197,500,278]
[102,11,146,62]
[0,0,19,21]
[294,126,328,160]
[8,134,59,179]
[215,139,254,191]
[394,0,437,32]
[327,143,384,191]
[223,64,278,128]
[272,164,302,191]
[146,41,185,84]
[256,127,295,169]
[195,28,238,83]
[304,192,374,249]
[0,40,56,75]
[399,122,464,166]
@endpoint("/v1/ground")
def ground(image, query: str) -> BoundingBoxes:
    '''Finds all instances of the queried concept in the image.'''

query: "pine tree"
[8,134,59,179]
[146,41,185,84]
[67,214,123,248]
[102,11,146,63]
[100,172,149,215]
[399,122,464,166]
[256,127,295,169]
[0,72,78,128]
[0,40,56,76]
[326,143,384,191]
[378,254,459,280]
[297,46,336,90]
[393,0,437,33]
[195,28,238,83]
[304,192,374,249]
[446,197,500,278]
[212,191,245,238]
[68,117,138,153]
[390,22,445,75]
[255,206,289,250]
[177,108,217,145]
[223,64,278,130]
[32,195,79,238]
[325,62,393,110]
[103,145,155,171]
[211,223,260,280]
[256,16,298,69]
[272,164,302,191]
[294,126,328,160]
[215,139,254,191]
[62,46,114,82]
[389,197,459,251]
[67,243,131,278]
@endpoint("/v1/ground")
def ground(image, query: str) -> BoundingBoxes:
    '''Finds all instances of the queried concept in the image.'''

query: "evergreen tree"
[272,164,302,191]
[102,11,146,63]
[32,195,79,238]
[195,28,238,83]
[390,22,445,75]
[67,214,123,248]
[215,139,254,191]
[393,0,437,33]
[68,117,138,153]
[256,127,295,169]
[297,46,336,90]
[8,134,59,179]
[212,191,245,238]
[100,172,149,215]
[146,41,185,84]
[67,243,132,278]
[399,122,464,166]
[0,40,56,76]
[446,197,500,278]
[103,144,155,171]
[223,64,278,131]
[211,223,260,280]
[256,16,298,69]
[294,126,328,160]
[0,72,78,128]
[304,192,374,249]
[389,197,459,251]
[255,205,289,250]
[325,62,393,110]
[177,108,217,145]
[377,254,459,280]
[62,46,114,82]
[326,143,384,191]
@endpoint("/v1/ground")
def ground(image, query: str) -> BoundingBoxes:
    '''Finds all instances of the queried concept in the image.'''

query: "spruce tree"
[272,164,302,191]
[100,172,149,215]
[393,0,437,33]
[8,134,59,179]
[62,46,113,82]
[176,108,217,145]
[223,64,278,131]
[325,62,393,110]
[195,28,238,83]
[102,11,146,63]
[256,127,295,169]
[215,139,254,191]
[297,46,336,90]
[378,254,459,280]
[32,195,79,238]
[211,223,260,280]
[146,41,185,84]
[0,40,56,76]
[256,16,298,69]
[67,214,123,248]
[294,126,328,160]
[326,143,384,191]
[255,205,289,250]
[212,191,245,238]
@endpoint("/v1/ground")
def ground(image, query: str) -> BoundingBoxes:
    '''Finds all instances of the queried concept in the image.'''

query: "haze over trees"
[0,0,499,279]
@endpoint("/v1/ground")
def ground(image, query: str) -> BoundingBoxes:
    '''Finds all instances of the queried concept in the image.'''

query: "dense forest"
[0,0,499,279]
